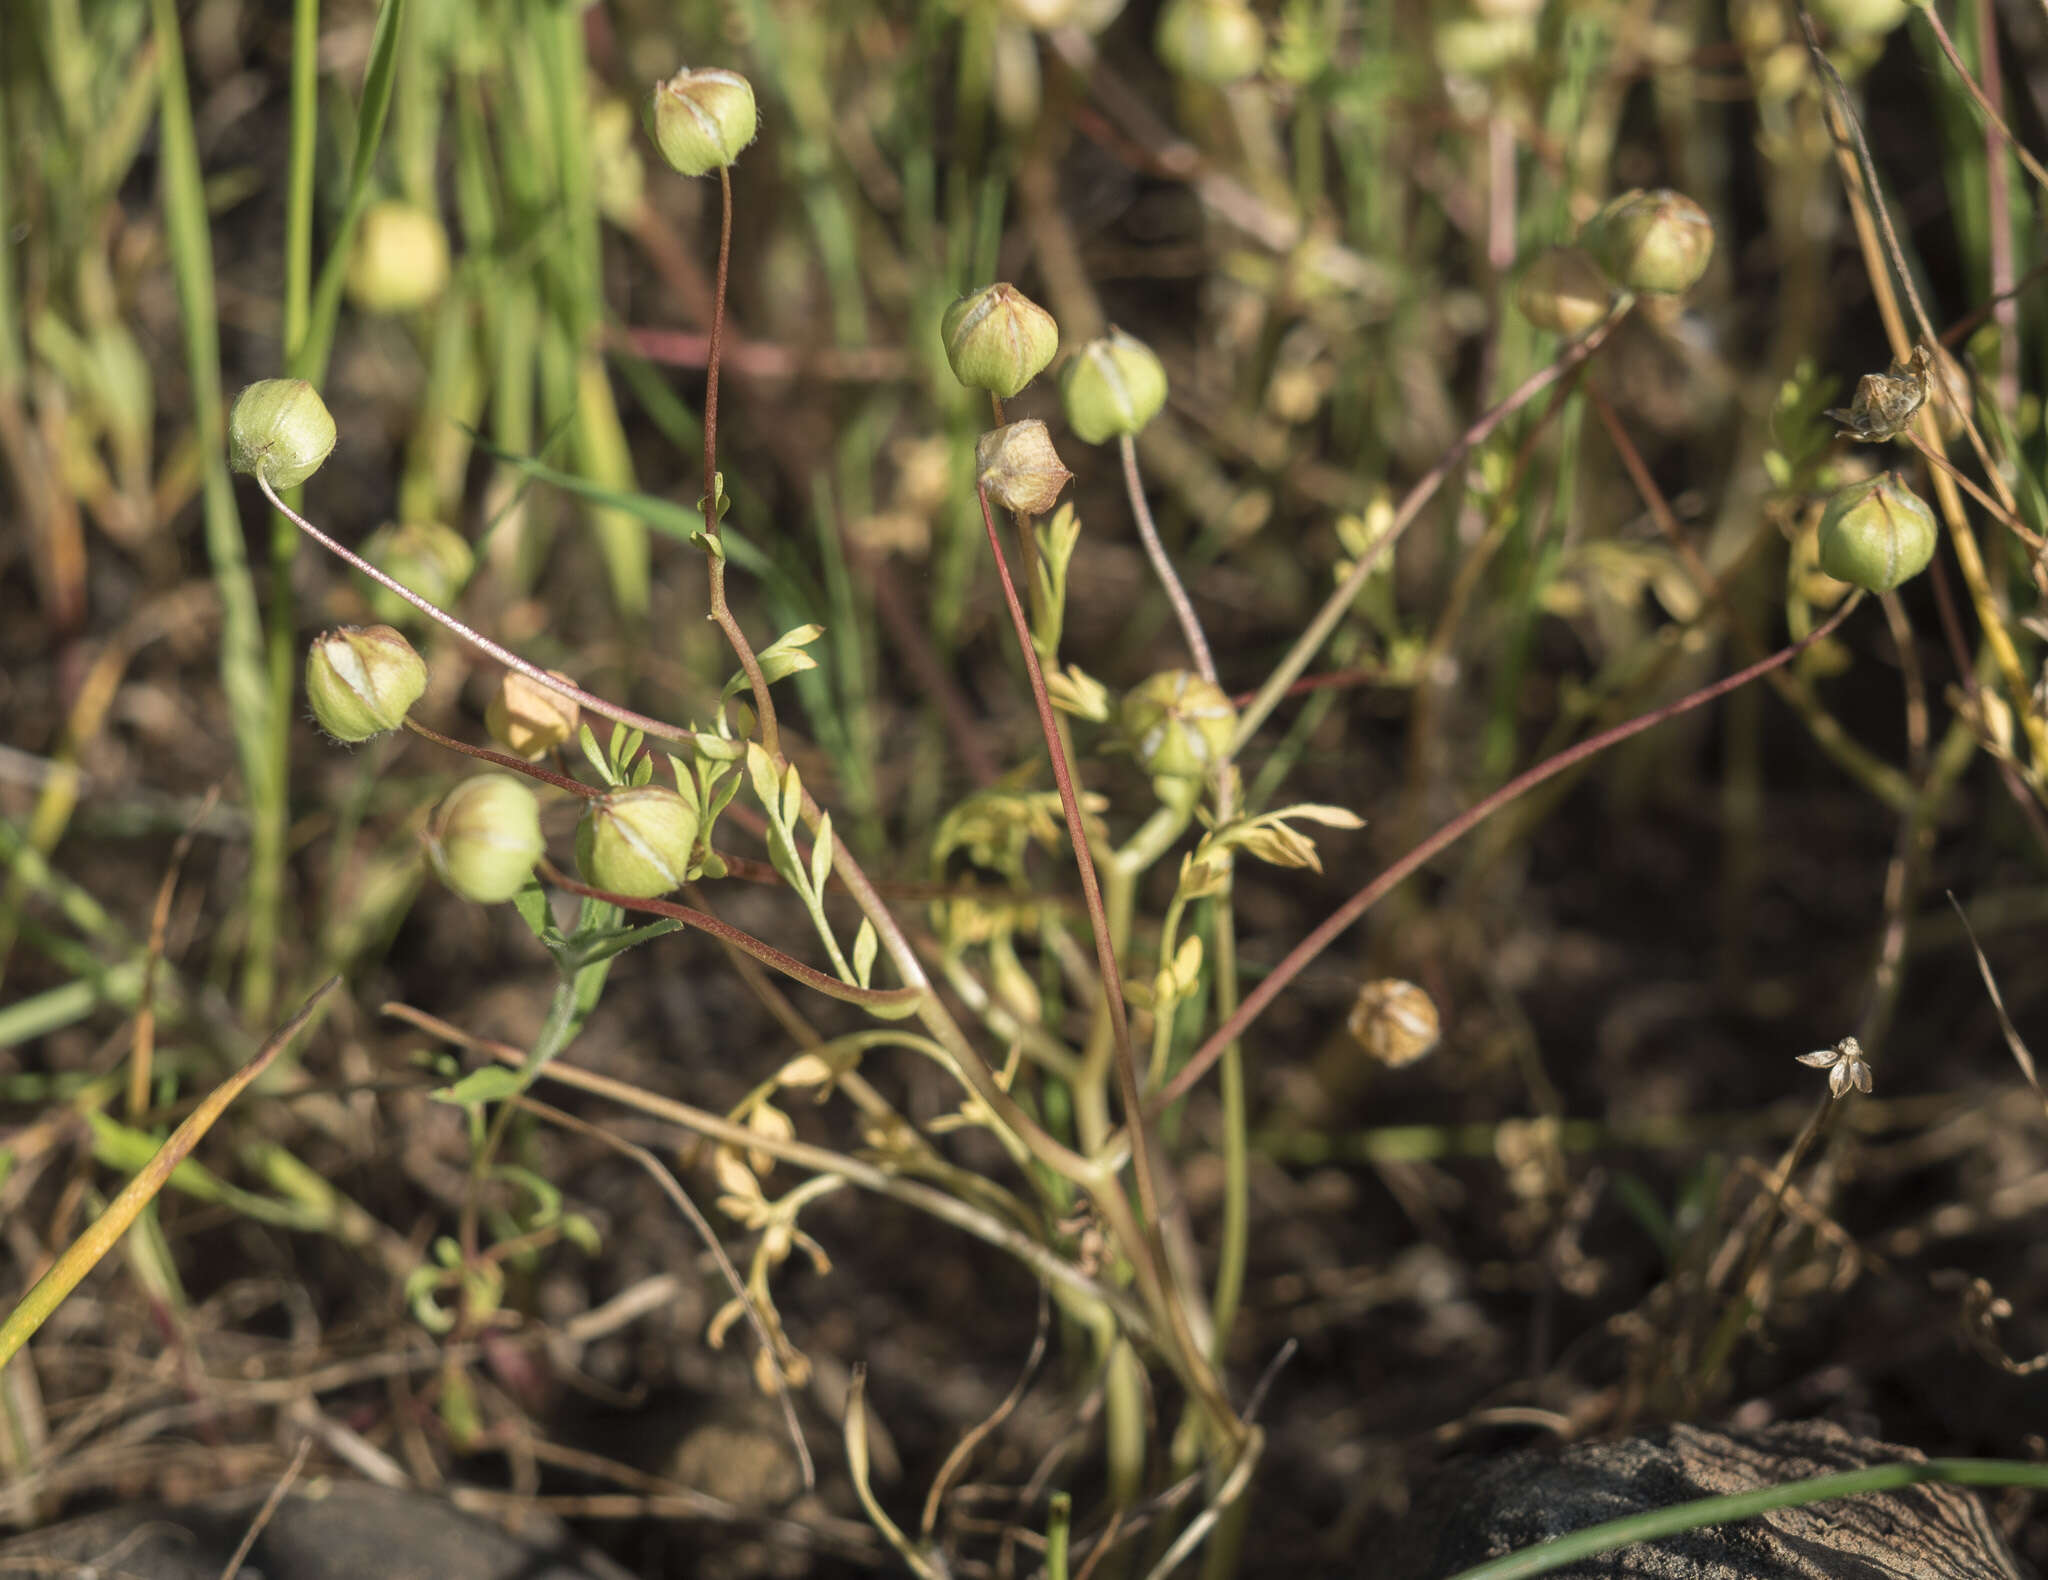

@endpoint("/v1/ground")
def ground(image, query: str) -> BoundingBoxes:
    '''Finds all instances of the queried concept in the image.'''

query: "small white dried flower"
[1797,1035,1872,1098]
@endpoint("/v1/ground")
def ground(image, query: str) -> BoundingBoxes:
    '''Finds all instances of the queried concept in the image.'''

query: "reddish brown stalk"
[700,165,778,757]
[1149,596,1863,1114]
[540,861,924,1015]
[401,718,597,799]
[976,488,1151,1205]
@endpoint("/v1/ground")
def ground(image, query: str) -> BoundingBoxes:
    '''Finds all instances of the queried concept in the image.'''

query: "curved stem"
[260,475,700,748]
[1120,432,1214,684]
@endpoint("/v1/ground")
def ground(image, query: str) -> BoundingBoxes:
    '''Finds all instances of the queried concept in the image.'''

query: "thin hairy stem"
[1119,433,1214,684]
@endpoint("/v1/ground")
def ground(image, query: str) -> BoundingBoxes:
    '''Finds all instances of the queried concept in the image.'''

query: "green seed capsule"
[1155,0,1264,84]
[1120,670,1237,780]
[576,787,699,898]
[305,625,427,742]
[941,284,1059,399]
[1580,188,1715,297]
[1817,472,1937,592]
[228,378,337,489]
[1061,329,1168,443]
[427,775,545,904]
[646,67,757,178]
[346,202,451,314]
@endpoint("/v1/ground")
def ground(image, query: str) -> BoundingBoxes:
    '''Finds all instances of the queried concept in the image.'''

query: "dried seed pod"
[1346,978,1440,1067]
[1825,344,1931,444]
[486,670,581,761]
[976,420,1073,515]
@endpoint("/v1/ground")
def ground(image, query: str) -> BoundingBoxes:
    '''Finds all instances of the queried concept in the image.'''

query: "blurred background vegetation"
[6,0,2048,1575]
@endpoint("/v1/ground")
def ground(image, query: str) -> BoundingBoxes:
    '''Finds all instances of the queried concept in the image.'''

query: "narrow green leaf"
[852,919,878,989]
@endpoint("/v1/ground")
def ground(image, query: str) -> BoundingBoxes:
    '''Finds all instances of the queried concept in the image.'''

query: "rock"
[1390,1420,2023,1579]
[0,1480,634,1580]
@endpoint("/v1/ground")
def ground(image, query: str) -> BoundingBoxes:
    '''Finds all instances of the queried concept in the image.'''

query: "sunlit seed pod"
[576,786,698,898]
[228,378,337,490]
[975,420,1073,516]
[1579,188,1715,297]
[1155,0,1264,85]
[485,670,581,761]
[304,625,427,743]
[1120,670,1237,781]
[1816,471,1937,592]
[1433,14,1538,77]
[345,201,451,314]
[358,521,476,626]
[427,774,545,904]
[1513,247,1615,337]
[646,66,757,178]
[1061,328,1169,443]
[1346,978,1441,1067]
[941,283,1059,399]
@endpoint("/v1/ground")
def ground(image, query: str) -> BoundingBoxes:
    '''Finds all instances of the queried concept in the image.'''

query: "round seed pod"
[1817,471,1937,592]
[346,201,451,314]
[646,67,757,177]
[427,775,545,904]
[358,521,475,626]
[1513,247,1614,337]
[1346,978,1440,1067]
[1579,188,1715,297]
[1120,671,1237,781]
[1061,329,1169,443]
[576,786,698,898]
[1155,0,1264,84]
[304,625,427,743]
[942,284,1059,399]
[976,420,1073,516]
[485,670,581,761]
[229,378,337,490]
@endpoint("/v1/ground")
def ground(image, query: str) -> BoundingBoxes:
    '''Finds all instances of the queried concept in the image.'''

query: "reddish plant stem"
[402,719,597,798]
[701,165,778,757]
[976,488,1152,1208]
[1148,596,1863,1115]
[540,861,924,1014]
